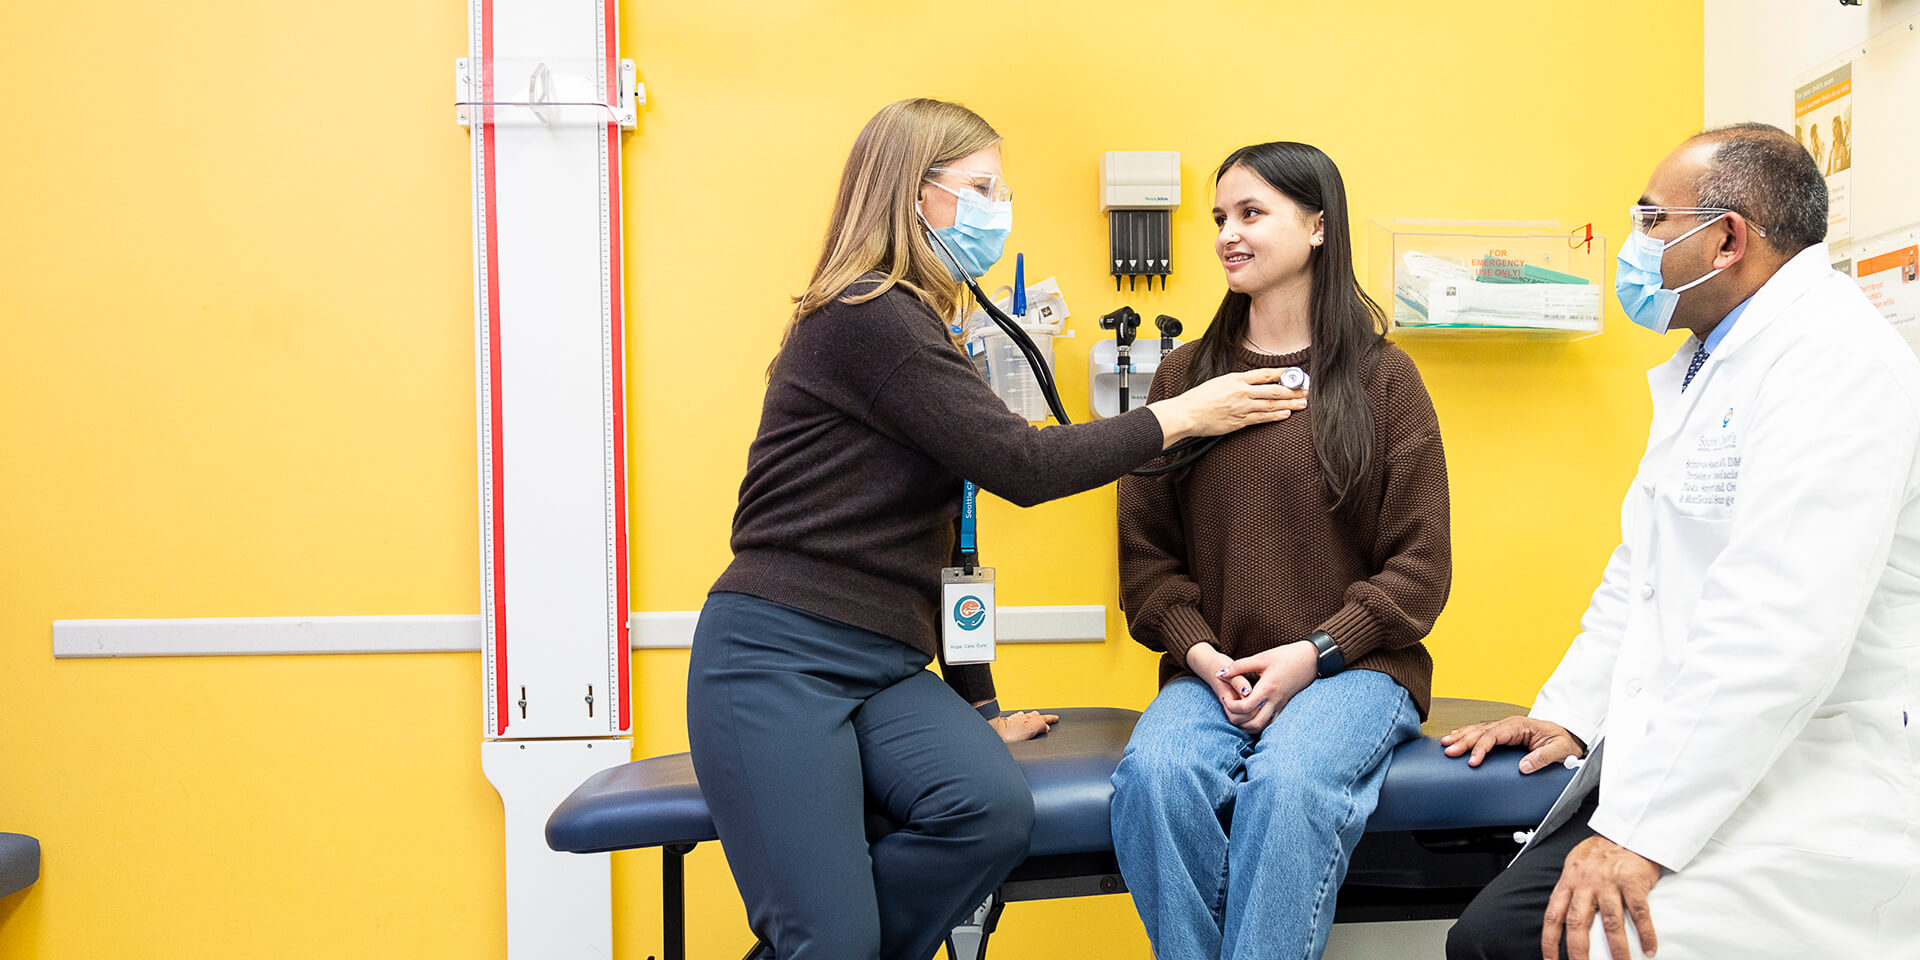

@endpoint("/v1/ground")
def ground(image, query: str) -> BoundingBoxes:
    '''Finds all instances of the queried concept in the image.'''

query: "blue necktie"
[1681,345,1708,392]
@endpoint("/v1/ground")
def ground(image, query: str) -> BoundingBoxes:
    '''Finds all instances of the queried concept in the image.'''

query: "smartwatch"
[1305,631,1345,678]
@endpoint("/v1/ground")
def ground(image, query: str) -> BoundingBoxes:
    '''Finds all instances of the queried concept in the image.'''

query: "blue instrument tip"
[1013,253,1026,316]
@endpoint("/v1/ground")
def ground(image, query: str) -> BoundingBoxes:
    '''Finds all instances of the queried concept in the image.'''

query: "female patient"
[1111,141,1453,960]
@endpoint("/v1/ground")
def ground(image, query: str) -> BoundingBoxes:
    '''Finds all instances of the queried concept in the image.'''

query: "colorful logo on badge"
[954,596,986,631]
[1722,407,1734,428]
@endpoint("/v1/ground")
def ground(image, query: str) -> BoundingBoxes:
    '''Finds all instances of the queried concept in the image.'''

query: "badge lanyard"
[941,480,996,664]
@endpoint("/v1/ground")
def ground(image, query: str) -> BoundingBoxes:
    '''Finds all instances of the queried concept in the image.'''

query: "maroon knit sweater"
[1118,341,1451,718]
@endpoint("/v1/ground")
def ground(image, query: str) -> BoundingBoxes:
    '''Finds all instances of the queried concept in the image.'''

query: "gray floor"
[1324,919,1452,960]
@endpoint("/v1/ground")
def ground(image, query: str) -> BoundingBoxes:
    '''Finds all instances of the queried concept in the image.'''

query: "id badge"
[940,567,996,665]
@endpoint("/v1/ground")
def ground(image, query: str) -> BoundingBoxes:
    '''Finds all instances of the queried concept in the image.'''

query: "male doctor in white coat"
[1442,123,1920,960]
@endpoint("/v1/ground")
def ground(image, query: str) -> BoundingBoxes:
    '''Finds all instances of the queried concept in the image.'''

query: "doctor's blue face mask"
[920,174,1013,281]
[1616,206,1755,335]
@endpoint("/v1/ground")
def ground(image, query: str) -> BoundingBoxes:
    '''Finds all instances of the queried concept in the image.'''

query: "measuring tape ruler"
[469,0,630,740]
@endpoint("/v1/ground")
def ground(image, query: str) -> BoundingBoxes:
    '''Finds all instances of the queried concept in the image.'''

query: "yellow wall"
[0,1,1701,957]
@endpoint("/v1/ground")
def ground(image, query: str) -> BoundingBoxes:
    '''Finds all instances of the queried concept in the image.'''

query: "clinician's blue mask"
[921,184,1013,280]
[1615,212,1729,334]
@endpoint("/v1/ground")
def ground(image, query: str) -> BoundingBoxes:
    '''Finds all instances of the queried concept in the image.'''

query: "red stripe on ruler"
[609,122,629,733]
[483,0,509,738]
[604,0,619,104]
[605,0,630,733]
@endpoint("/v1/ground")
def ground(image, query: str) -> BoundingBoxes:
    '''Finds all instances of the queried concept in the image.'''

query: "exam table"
[547,698,1572,960]
[0,833,39,901]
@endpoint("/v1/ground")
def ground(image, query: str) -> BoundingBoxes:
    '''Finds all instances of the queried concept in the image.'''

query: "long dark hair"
[1187,142,1386,514]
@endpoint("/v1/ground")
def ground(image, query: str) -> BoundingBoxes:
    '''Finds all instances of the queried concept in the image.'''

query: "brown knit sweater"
[1118,341,1451,718]
[715,279,1167,705]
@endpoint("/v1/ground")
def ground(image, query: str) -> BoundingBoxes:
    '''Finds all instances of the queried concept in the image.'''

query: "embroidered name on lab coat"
[1681,429,1742,507]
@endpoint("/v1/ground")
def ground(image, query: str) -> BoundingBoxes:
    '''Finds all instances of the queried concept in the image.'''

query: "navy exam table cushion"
[547,699,1574,857]
[0,833,40,900]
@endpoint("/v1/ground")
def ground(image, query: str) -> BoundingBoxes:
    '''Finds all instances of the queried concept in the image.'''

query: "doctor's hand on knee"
[1441,716,1585,773]
[1219,643,1317,734]
[990,710,1059,742]
[1545,835,1662,960]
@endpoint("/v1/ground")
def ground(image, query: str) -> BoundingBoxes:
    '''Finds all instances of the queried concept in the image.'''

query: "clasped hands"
[1185,640,1317,734]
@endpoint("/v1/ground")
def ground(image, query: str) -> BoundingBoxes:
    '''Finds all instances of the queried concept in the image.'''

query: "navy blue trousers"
[686,592,1035,960]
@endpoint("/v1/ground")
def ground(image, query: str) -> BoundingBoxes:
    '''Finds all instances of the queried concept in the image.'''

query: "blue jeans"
[1111,670,1421,960]
[686,592,1034,960]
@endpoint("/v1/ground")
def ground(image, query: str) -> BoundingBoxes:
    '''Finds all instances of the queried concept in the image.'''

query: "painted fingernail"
[1217,669,1228,676]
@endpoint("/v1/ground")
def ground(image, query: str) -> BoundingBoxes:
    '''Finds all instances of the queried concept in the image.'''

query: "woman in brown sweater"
[1110,142,1453,960]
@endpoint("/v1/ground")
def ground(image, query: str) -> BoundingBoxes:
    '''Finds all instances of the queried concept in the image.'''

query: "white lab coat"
[1526,244,1920,959]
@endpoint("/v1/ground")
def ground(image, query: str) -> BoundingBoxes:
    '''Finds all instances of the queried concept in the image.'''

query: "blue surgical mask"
[921,185,1012,280]
[1615,213,1729,334]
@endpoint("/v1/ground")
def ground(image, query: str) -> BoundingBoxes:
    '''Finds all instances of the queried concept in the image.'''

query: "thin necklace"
[1244,334,1297,354]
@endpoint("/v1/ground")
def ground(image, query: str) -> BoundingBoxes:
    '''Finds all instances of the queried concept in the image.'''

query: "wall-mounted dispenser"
[1100,151,1180,291]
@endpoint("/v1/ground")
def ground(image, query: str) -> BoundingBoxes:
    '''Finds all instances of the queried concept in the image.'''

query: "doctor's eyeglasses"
[1629,205,1768,238]
[927,167,1012,203]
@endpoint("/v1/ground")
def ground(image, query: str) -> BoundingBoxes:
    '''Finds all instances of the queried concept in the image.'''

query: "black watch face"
[1317,645,1343,675]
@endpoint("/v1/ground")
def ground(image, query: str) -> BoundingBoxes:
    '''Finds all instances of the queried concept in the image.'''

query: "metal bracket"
[944,893,1004,960]
[456,58,641,129]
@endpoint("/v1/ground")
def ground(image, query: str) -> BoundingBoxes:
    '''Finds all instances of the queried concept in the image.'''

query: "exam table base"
[694,827,1526,960]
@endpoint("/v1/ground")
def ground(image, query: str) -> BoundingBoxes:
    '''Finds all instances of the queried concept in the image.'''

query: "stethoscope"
[921,223,1299,477]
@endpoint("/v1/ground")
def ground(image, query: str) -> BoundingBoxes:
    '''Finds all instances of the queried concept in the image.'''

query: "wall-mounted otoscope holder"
[1089,306,1145,418]
[1101,151,1180,292]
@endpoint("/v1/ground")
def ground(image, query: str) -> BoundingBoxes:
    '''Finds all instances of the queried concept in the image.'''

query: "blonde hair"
[769,98,1001,377]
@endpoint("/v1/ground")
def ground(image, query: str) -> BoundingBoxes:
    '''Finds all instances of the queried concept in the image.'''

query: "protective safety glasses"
[927,166,1012,203]
[1629,205,1768,238]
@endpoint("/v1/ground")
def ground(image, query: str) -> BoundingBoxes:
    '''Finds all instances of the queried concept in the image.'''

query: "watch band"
[1306,630,1345,678]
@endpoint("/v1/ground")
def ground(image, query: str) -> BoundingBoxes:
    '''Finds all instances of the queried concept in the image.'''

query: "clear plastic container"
[1368,221,1608,339]
[969,328,1056,422]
